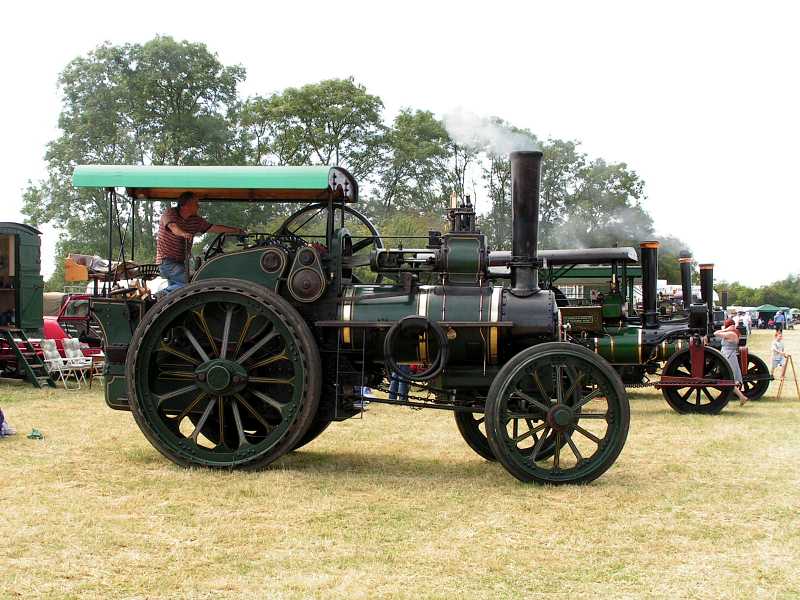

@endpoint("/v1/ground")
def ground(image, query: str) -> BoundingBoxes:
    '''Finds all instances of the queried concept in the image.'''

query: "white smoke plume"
[442,108,540,155]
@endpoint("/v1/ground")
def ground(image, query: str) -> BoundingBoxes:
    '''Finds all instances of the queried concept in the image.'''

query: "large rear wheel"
[454,411,496,461]
[454,409,563,462]
[291,417,332,451]
[126,279,321,469]
[741,353,770,401]
[485,343,629,485]
[661,347,733,414]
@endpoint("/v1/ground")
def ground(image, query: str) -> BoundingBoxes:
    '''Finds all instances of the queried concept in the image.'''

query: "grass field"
[2,329,799,599]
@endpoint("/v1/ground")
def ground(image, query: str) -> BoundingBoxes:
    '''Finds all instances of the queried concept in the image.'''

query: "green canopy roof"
[754,304,782,312]
[71,165,358,203]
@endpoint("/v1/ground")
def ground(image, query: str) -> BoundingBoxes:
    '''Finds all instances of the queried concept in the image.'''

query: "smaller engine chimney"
[679,251,693,309]
[639,241,660,329]
[510,150,543,296]
[721,290,729,311]
[699,263,714,316]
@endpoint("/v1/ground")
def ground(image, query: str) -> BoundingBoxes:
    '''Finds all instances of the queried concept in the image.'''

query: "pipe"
[510,150,543,295]
[721,290,729,311]
[639,241,660,329]
[699,263,714,316]
[679,250,692,309]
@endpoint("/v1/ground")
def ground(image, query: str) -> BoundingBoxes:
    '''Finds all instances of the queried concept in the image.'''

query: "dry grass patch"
[2,329,799,599]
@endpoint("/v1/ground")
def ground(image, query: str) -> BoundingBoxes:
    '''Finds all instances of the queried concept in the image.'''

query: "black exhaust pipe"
[510,151,543,296]
[699,263,714,315]
[679,251,693,309]
[721,290,729,311]
[639,241,660,329]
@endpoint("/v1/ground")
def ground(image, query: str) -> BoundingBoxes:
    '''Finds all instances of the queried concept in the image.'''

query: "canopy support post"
[106,188,114,297]
[131,198,135,262]
[325,198,334,249]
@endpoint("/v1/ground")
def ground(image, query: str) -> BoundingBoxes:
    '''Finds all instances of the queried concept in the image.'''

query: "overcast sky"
[3,1,797,285]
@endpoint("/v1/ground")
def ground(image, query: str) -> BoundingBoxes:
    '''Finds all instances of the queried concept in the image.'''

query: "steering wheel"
[203,233,250,261]
[275,203,385,284]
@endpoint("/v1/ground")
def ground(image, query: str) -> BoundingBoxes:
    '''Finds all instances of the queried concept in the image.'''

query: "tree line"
[719,276,800,309]
[25,36,690,288]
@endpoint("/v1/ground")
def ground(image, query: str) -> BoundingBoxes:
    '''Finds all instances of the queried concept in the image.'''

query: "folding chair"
[41,339,81,390]
[63,338,93,386]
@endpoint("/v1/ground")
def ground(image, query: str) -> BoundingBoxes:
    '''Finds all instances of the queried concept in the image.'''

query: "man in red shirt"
[157,192,245,294]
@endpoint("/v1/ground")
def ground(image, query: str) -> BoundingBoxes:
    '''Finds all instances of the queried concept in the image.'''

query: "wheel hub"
[547,404,575,431]
[195,359,248,396]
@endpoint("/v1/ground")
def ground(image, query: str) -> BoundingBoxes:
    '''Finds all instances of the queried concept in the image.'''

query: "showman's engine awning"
[71,165,358,203]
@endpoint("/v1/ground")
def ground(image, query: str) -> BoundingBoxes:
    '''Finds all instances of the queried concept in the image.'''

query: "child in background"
[0,407,16,437]
[772,330,787,378]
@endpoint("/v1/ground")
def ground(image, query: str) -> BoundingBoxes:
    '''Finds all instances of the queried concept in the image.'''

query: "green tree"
[23,37,247,288]
[241,78,385,180]
[658,236,692,284]
[481,152,512,249]
[372,109,451,215]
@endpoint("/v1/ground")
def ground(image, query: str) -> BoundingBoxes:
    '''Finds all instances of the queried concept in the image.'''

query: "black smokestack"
[679,250,693,309]
[510,150,543,295]
[699,263,714,315]
[721,290,729,310]
[640,241,660,329]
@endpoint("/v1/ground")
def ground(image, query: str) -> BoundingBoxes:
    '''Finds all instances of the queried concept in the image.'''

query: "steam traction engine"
[77,152,630,485]
[490,242,770,412]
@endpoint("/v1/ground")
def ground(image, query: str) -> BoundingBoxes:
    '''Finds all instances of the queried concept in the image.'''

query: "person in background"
[0,407,15,437]
[713,319,750,406]
[157,191,246,294]
[741,311,752,335]
[771,330,787,378]
[389,365,412,401]
[774,310,786,332]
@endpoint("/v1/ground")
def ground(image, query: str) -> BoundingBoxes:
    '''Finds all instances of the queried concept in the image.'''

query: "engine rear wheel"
[126,278,321,469]
[485,342,629,485]
[661,347,733,414]
[454,411,495,461]
[291,417,332,451]
[454,410,563,462]
[741,353,770,401]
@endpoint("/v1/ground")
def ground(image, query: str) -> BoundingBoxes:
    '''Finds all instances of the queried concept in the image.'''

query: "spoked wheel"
[276,202,384,283]
[485,342,629,485]
[454,411,495,461]
[291,417,332,451]
[661,347,733,414]
[454,410,562,462]
[741,353,771,401]
[126,278,321,469]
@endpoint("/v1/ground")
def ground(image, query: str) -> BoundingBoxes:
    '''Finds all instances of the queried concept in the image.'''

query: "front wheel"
[485,342,630,485]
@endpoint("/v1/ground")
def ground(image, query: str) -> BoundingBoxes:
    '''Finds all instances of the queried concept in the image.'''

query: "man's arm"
[167,222,194,240]
[208,224,246,235]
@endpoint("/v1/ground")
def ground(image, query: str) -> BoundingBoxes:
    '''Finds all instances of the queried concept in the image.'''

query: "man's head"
[177,191,199,216]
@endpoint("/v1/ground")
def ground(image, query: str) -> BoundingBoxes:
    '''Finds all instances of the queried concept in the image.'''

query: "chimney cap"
[640,241,660,249]
[699,263,714,270]
[510,150,543,158]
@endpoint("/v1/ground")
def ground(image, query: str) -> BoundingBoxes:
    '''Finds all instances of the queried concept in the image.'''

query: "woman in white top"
[713,319,749,406]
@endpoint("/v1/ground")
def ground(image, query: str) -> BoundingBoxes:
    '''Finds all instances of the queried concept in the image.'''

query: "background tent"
[754,304,781,322]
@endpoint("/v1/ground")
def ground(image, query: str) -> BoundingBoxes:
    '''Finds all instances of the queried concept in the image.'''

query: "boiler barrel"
[338,284,557,366]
